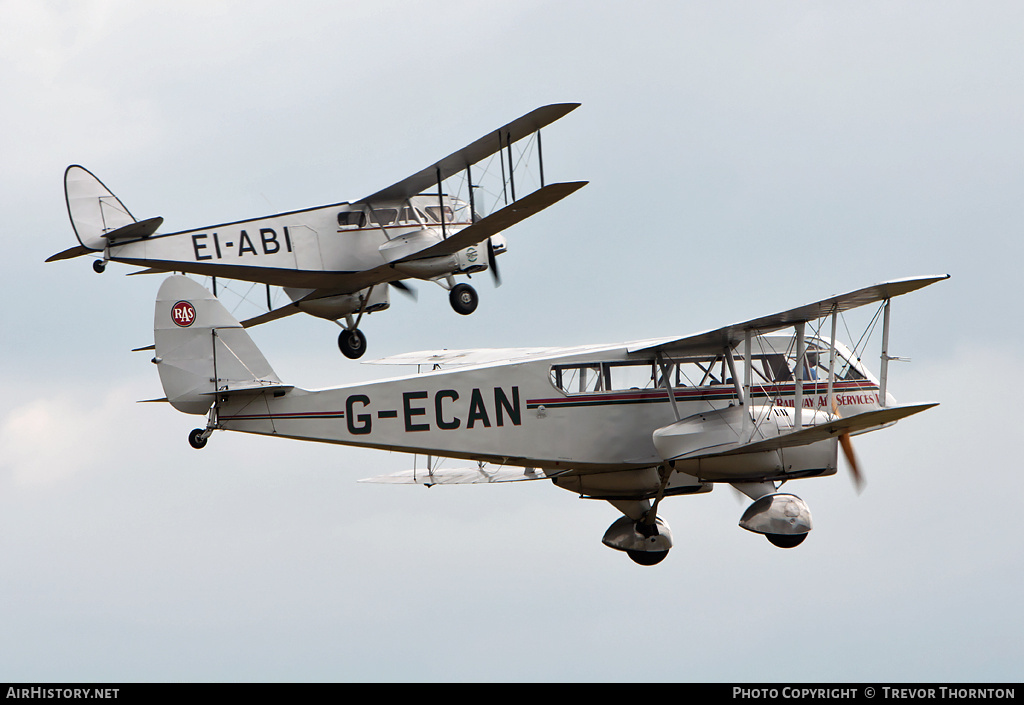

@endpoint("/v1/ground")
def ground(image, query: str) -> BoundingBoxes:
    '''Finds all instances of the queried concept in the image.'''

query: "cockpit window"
[761,354,793,382]
[752,350,868,383]
[425,205,454,223]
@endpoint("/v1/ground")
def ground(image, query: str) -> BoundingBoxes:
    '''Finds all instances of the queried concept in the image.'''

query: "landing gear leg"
[188,403,218,449]
[334,287,375,359]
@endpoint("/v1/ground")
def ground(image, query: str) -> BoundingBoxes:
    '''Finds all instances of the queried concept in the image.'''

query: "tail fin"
[154,276,283,415]
[65,165,138,250]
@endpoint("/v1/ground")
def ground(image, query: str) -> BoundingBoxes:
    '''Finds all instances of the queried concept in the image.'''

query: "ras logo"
[171,300,196,327]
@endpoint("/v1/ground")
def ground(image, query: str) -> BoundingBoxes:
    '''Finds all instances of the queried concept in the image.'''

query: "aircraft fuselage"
[108,195,475,290]
[215,337,883,483]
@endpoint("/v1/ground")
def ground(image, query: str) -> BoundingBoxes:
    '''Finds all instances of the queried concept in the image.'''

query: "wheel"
[626,549,669,566]
[449,283,478,315]
[93,260,106,273]
[338,328,367,359]
[188,428,208,449]
[766,533,807,549]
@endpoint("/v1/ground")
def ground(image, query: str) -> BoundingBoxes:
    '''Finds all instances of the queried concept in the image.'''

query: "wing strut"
[794,322,805,428]
[506,130,516,202]
[437,167,446,240]
[467,163,477,223]
[537,129,545,188]
[499,131,508,206]
[741,331,754,439]
[879,298,892,407]
[656,353,681,422]
[827,305,838,416]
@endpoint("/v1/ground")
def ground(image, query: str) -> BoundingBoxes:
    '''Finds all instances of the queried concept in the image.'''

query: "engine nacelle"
[379,227,488,280]
[653,404,833,461]
[294,286,390,321]
[391,248,488,281]
[739,493,813,541]
[602,515,673,565]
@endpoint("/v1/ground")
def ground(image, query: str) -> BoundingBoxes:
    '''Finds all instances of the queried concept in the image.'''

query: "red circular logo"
[171,300,196,327]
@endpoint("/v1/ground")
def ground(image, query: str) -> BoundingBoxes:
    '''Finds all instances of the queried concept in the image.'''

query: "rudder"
[65,165,137,250]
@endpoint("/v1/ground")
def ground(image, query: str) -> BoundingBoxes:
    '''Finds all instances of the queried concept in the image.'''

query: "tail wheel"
[449,283,478,315]
[188,428,208,449]
[338,328,367,359]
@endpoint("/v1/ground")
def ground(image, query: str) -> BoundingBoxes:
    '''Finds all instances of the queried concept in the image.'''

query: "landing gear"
[338,328,367,359]
[92,259,106,273]
[602,514,673,566]
[449,283,478,315]
[738,492,813,549]
[188,428,208,449]
[766,533,807,549]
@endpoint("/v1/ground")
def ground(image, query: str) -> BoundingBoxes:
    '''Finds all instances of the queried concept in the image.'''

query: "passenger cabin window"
[399,206,424,225]
[549,347,869,397]
[368,208,398,226]
[337,211,366,229]
[550,361,659,395]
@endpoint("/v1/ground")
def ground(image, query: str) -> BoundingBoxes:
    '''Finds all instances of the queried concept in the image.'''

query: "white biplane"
[149,273,947,565]
[48,104,585,358]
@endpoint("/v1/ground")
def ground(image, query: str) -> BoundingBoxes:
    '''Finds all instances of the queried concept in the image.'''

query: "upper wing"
[628,275,950,357]
[396,181,586,262]
[359,103,580,203]
[366,346,574,367]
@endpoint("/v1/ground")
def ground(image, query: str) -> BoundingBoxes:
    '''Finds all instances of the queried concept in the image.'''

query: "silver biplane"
[147,273,947,565]
[48,104,585,358]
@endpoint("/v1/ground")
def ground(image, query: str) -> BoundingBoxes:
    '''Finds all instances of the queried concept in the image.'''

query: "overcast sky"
[1,0,1021,683]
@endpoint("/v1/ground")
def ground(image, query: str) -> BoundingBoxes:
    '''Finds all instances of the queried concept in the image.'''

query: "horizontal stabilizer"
[199,382,293,396]
[670,403,939,460]
[240,302,303,328]
[45,245,92,263]
[103,216,163,242]
[359,465,559,485]
[397,181,587,262]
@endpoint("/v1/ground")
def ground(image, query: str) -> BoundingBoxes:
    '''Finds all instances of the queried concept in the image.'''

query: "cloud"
[0,385,137,488]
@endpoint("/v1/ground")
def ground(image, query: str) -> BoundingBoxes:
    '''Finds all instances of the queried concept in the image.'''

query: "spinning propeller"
[486,237,502,287]
[832,399,864,492]
[389,279,418,300]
